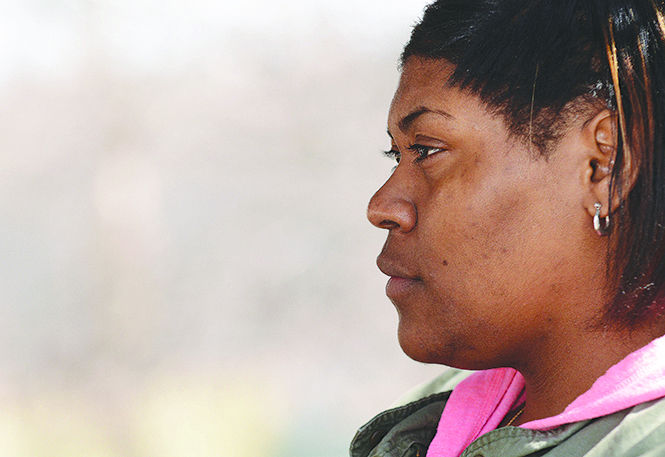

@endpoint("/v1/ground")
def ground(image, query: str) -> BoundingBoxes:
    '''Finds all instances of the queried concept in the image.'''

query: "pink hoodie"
[425,333,665,457]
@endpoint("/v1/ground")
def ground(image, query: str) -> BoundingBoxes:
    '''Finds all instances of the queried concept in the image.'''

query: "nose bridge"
[367,167,417,233]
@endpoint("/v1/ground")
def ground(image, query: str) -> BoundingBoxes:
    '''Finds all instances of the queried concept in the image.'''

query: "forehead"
[388,57,496,135]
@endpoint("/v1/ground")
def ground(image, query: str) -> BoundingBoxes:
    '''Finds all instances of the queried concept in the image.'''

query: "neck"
[513,322,664,425]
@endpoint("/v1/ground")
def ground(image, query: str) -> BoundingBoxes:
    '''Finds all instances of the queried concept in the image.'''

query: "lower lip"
[386,277,421,298]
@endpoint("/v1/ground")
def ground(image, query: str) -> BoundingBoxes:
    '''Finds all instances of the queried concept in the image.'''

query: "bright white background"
[0,1,445,455]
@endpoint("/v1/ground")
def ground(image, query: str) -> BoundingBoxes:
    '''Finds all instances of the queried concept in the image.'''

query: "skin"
[367,57,665,425]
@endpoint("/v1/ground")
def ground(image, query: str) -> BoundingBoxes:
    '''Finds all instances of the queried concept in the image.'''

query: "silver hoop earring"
[593,203,610,236]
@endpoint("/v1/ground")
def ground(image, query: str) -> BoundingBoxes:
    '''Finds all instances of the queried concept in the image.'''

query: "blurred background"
[0,0,446,455]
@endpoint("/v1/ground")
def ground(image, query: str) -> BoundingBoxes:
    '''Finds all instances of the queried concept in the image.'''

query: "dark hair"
[402,0,665,327]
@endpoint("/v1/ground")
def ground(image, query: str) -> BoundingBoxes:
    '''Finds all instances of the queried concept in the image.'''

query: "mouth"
[376,255,422,299]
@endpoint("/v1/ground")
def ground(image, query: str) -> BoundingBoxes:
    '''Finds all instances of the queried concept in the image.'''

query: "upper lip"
[376,255,421,281]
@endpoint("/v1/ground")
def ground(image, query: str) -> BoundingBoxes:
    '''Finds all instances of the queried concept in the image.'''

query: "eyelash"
[382,144,446,164]
[383,149,401,163]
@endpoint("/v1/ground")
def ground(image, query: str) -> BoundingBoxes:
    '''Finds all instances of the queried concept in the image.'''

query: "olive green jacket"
[350,369,665,457]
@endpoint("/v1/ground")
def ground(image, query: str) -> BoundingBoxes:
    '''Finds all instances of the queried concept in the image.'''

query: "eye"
[408,144,447,161]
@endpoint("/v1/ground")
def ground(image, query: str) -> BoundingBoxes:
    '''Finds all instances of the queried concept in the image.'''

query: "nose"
[367,180,417,233]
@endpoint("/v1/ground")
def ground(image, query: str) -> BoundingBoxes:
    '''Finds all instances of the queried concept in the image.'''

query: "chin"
[397,324,453,364]
[398,341,440,364]
[397,322,500,370]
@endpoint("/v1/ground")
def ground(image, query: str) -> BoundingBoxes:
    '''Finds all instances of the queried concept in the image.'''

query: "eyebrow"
[388,106,454,138]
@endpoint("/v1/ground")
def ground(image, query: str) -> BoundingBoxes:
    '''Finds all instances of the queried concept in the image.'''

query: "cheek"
[420,172,553,308]
[425,179,527,262]
[477,188,531,254]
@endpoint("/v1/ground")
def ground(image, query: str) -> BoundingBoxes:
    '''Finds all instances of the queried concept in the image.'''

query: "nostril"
[379,219,400,230]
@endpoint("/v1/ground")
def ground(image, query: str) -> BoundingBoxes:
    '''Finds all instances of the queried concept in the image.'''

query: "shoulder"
[465,396,665,457]
[581,396,665,457]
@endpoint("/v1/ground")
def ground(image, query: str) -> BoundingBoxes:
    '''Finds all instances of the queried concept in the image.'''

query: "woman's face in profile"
[368,57,601,369]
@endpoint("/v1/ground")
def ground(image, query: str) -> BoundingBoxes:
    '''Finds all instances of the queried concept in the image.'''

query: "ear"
[581,109,634,220]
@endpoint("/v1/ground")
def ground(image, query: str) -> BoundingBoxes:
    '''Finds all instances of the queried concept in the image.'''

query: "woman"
[352,1,665,456]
